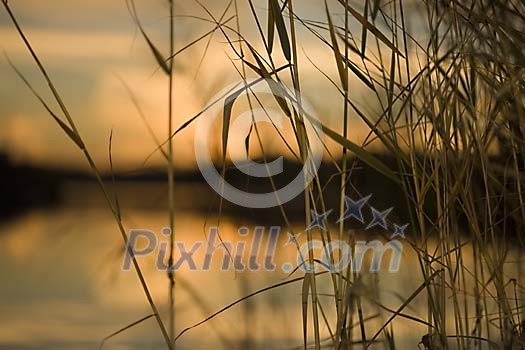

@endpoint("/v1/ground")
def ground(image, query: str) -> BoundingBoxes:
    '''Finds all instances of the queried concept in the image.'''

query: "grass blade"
[222,89,243,160]
[302,273,312,349]
[269,0,291,61]
[247,44,292,116]
[174,271,329,344]
[267,0,275,54]
[325,0,348,91]
[335,0,403,57]
[6,56,84,149]
[99,314,155,349]
[127,0,171,75]
[316,119,400,184]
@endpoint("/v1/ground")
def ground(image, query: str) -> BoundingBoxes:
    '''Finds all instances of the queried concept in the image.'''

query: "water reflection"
[0,185,522,349]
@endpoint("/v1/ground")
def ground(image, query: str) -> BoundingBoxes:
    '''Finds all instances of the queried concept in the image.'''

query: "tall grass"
[3,0,525,349]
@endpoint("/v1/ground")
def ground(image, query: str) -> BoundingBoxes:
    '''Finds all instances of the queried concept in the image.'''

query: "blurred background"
[2,0,524,349]
[0,1,421,349]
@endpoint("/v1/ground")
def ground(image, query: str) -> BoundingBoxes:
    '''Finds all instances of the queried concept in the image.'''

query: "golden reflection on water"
[0,204,522,349]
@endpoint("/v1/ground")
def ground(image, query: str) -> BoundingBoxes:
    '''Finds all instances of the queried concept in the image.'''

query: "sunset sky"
[0,0,425,172]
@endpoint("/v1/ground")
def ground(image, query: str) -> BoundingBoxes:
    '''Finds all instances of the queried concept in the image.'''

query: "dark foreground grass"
[3,0,525,349]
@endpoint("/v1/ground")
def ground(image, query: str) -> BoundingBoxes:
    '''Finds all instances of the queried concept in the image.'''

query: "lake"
[0,182,521,349]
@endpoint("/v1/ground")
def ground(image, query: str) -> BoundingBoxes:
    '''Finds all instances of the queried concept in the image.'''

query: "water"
[0,182,521,349]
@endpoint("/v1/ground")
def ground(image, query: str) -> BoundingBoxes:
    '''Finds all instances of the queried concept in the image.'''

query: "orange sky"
[0,0,425,172]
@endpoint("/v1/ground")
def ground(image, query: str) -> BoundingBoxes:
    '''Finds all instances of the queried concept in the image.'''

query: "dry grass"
[3,0,525,349]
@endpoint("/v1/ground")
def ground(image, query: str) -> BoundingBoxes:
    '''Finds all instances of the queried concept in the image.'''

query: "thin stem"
[1,2,172,348]
[168,0,176,346]
[337,0,350,346]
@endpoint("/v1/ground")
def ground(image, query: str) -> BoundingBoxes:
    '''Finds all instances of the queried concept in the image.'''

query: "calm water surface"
[0,184,521,349]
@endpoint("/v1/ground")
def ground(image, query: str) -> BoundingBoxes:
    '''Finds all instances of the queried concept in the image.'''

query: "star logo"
[284,231,302,247]
[366,207,393,230]
[336,194,372,223]
[391,223,408,239]
[306,209,332,231]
